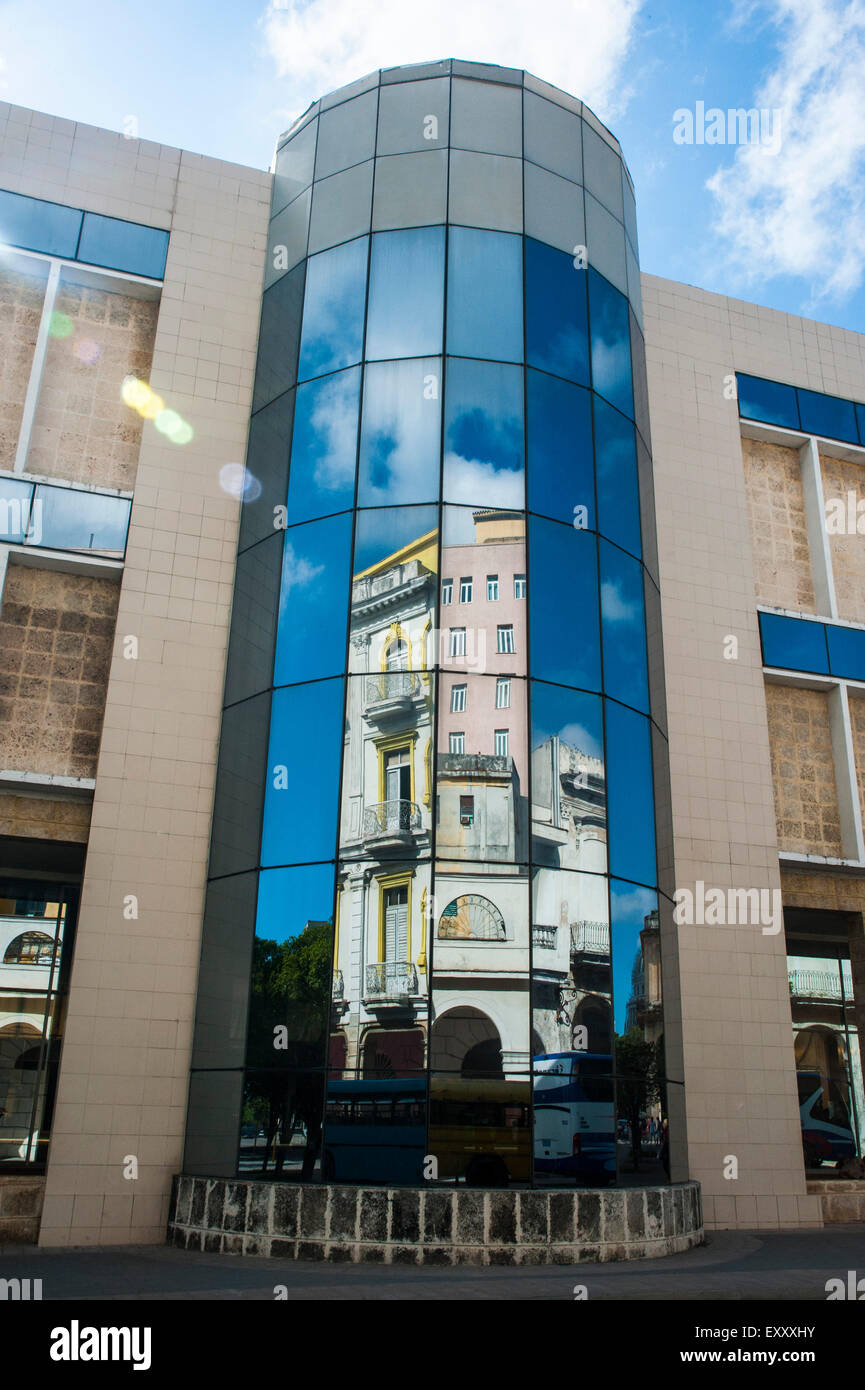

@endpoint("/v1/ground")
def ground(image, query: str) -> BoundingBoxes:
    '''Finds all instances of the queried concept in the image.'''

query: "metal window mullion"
[829,681,865,862]
[14,259,62,475]
[799,434,838,620]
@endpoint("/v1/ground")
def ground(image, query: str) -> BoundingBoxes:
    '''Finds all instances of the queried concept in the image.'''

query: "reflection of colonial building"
[0,906,64,1164]
[625,908,663,1043]
[333,530,437,1077]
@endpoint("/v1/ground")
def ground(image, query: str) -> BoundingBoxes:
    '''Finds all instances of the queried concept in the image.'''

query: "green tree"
[615,1029,662,1172]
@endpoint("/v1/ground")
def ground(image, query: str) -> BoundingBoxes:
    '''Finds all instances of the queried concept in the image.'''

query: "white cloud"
[261,0,644,124]
[707,0,865,303]
[442,453,525,509]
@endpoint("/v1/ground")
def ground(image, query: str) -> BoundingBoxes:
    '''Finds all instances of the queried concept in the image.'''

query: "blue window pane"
[594,396,641,559]
[606,701,656,887]
[298,236,367,382]
[600,539,648,713]
[0,477,35,541]
[239,390,294,551]
[365,227,444,360]
[526,369,593,528]
[0,189,81,258]
[856,403,865,447]
[273,513,352,686]
[736,374,798,429]
[529,517,600,692]
[530,682,605,871]
[248,863,335,1067]
[526,237,589,387]
[77,213,169,279]
[443,358,524,508]
[759,612,829,674]
[446,227,522,363]
[33,485,130,555]
[287,367,360,523]
[609,879,659,1037]
[358,357,441,505]
[827,624,865,682]
[588,269,633,419]
[797,388,858,444]
[261,678,344,866]
[352,504,438,575]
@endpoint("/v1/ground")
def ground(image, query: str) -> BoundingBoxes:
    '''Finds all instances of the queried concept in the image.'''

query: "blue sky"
[1,0,863,331]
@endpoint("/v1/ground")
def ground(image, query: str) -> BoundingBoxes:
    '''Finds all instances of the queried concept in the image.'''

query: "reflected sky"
[528,518,600,692]
[446,227,522,364]
[525,237,589,388]
[589,268,633,420]
[593,395,641,559]
[353,503,438,574]
[531,680,604,762]
[599,540,649,713]
[261,678,344,867]
[256,863,335,944]
[358,357,441,506]
[365,226,444,361]
[298,236,367,382]
[527,369,594,528]
[274,513,352,686]
[443,358,524,508]
[605,701,656,888]
[288,367,360,523]
[609,878,658,1037]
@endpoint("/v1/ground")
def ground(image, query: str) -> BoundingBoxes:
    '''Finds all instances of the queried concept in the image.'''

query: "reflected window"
[441,578,453,605]
[496,677,511,709]
[451,684,467,713]
[460,795,474,826]
[298,237,367,382]
[34,485,130,555]
[459,577,473,603]
[288,368,360,523]
[358,357,441,506]
[495,728,509,757]
[443,358,524,509]
[525,237,589,387]
[487,575,498,601]
[450,731,465,753]
[588,269,633,419]
[446,227,522,363]
[497,624,515,654]
[514,573,526,599]
[365,227,444,361]
[526,369,594,528]
[0,478,35,542]
[449,628,466,657]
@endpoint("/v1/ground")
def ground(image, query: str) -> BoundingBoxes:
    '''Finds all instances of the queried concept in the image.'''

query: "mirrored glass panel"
[758,612,829,674]
[436,674,528,865]
[376,76,450,155]
[191,872,258,1070]
[314,89,377,181]
[224,532,282,705]
[449,77,522,156]
[240,1068,324,1180]
[526,369,593,528]
[208,692,271,879]
[593,395,641,559]
[736,373,799,430]
[605,702,656,888]
[588,269,633,420]
[33,485,130,556]
[0,477,34,542]
[273,513,353,687]
[443,359,524,509]
[798,389,858,445]
[246,863,335,1071]
[528,518,600,692]
[252,264,305,413]
[0,189,82,259]
[365,227,444,361]
[525,237,589,388]
[261,678,344,868]
[599,540,649,713]
[273,119,317,216]
[530,681,606,872]
[287,367,360,524]
[446,228,522,364]
[239,390,294,551]
[609,879,668,1185]
[323,1068,427,1184]
[352,503,438,583]
[439,506,526,676]
[357,357,442,506]
[298,237,367,382]
[77,213,169,279]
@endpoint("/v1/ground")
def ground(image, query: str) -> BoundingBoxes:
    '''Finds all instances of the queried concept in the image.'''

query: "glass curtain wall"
[186,62,679,1189]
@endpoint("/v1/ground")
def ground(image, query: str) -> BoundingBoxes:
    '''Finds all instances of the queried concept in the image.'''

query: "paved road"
[1,1226,863,1299]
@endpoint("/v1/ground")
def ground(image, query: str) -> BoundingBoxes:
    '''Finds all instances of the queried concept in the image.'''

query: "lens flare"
[155,409,194,445]
[122,376,192,443]
[49,311,74,338]
[73,338,102,365]
[219,463,261,502]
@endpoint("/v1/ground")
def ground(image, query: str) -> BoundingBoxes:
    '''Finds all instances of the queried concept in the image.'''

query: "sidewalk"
[1,1226,862,1299]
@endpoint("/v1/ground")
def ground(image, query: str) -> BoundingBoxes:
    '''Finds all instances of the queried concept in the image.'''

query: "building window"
[495,728,509,757]
[383,883,409,962]
[459,577,473,604]
[487,574,499,601]
[497,624,514,654]
[514,573,526,599]
[438,893,507,941]
[450,732,465,754]
[459,795,474,826]
[441,578,453,606]
[495,677,511,709]
[449,627,466,657]
[450,683,467,713]
[384,746,411,803]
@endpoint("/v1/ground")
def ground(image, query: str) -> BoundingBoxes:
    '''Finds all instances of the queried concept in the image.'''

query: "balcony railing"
[365,962,418,998]
[532,925,557,950]
[571,920,611,955]
[788,968,853,1001]
[363,800,422,838]
[332,969,344,1000]
[365,671,421,705]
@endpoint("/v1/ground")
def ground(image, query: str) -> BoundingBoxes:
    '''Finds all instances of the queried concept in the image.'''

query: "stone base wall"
[0,1175,44,1243]
[807,1180,865,1223]
[169,1177,703,1265]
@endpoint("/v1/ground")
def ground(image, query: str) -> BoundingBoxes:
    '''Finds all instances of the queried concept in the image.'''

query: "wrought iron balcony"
[363,799,422,840]
[364,671,421,706]
[365,961,419,999]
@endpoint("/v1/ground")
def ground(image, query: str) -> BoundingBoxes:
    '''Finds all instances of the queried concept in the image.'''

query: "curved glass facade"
[186,61,681,1189]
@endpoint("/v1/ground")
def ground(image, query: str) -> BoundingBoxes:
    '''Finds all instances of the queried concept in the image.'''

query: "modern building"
[0,58,862,1256]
